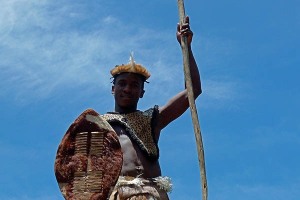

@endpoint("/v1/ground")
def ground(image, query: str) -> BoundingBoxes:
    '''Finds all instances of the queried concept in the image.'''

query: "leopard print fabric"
[101,106,159,160]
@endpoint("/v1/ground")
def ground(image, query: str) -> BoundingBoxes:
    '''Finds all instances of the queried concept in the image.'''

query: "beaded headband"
[110,53,151,80]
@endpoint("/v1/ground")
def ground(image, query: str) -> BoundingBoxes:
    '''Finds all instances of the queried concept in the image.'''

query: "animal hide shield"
[54,109,123,200]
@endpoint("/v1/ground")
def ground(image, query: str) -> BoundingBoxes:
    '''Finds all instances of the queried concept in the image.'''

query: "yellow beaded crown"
[110,54,151,80]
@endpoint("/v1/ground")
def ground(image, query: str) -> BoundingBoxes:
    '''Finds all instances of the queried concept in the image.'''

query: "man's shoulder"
[143,105,159,117]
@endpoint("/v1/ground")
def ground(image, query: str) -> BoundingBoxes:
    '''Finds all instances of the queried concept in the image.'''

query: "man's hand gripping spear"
[177,1,208,200]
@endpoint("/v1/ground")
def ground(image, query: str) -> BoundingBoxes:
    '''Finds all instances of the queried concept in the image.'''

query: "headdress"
[110,53,151,80]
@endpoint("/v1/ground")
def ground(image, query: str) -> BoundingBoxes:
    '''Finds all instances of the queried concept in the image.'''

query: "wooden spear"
[177,1,208,200]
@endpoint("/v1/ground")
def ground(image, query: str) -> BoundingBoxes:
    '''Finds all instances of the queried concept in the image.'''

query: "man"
[103,16,201,200]
[54,16,201,200]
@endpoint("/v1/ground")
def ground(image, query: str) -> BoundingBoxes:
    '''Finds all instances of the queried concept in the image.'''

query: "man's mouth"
[121,95,132,99]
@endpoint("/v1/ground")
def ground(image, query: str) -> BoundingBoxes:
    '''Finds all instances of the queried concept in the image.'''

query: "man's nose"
[123,85,131,93]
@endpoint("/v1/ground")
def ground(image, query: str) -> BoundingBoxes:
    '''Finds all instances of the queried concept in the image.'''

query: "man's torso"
[111,124,162,178]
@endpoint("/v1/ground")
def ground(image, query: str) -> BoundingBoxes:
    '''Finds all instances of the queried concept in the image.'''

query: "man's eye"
[117,82,126,87]
[132,83,140,88]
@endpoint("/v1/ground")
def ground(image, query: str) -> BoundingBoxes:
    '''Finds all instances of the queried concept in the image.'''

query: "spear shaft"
[177,1,208,200]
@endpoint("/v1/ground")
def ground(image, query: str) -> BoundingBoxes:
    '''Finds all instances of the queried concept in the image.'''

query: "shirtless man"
[105,16,201,199]
[54,16,201,200]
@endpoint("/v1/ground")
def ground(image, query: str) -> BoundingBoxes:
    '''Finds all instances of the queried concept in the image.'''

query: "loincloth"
[109,176,172,200]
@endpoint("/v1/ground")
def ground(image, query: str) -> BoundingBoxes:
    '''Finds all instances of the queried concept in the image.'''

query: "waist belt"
[115,176,173,193]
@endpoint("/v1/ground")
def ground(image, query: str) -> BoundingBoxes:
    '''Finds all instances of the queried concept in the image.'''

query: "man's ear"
[140,90,145,98]
[111,86,115,95]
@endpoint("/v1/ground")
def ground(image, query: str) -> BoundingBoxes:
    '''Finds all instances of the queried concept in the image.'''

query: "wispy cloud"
[204,79,238,100]
[0,1,180,103]
[0,0,243,110]
[198,77,244,111]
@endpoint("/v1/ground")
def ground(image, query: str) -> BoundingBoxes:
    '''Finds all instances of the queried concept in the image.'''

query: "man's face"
[112,73,145,109]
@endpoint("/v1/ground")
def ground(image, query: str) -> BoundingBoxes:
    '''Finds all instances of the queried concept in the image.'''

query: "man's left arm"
[156,16,202,132]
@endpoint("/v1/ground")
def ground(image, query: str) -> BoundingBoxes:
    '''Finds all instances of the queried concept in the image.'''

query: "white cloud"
[197,77,244,111]
[102,15,118,24]
[0,1,180,103]
[204,79,237,100]
[0,0,244,110]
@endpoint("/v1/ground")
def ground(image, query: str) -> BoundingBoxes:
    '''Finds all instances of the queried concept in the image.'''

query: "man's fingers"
[185,16,190,24]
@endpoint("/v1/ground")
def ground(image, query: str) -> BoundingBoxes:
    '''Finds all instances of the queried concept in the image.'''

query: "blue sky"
[0,0,299,199]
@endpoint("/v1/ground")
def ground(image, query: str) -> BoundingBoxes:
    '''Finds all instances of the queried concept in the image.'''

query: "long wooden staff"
[177,1,208,200]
